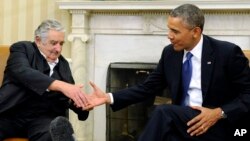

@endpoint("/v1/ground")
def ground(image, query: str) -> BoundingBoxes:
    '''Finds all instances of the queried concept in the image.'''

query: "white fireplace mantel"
[58,1,250,141]
[58,0,250,11]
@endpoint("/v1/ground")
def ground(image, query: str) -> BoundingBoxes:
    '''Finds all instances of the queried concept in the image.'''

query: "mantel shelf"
[58,0,250,11]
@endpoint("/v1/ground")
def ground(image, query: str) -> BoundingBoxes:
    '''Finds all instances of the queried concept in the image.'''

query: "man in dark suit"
[0,19,89,141]
[87,4,250,141]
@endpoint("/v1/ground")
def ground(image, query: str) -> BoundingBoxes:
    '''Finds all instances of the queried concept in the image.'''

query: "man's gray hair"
[170,4,205,32]
[34,19,65,43]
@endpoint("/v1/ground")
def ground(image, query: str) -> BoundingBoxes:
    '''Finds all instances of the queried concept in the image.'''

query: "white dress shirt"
[183,35,203,106]
[39,51,59,76]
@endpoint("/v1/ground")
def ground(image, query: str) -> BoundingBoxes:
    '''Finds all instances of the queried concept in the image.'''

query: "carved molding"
[68,34,89,43]
[70,9,90,15]
[58,1,250,12]
[59,1,250,36]
[90,10,250,16]
[58,1,250,17]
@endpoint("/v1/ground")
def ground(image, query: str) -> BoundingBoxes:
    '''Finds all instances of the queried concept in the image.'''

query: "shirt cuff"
[108,93,114,104]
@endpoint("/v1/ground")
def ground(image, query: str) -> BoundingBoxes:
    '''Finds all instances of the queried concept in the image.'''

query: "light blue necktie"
[182,52,193,106]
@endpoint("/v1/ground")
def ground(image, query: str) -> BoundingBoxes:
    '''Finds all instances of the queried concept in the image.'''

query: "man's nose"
[167,32,173,40]
[54,43,62,51]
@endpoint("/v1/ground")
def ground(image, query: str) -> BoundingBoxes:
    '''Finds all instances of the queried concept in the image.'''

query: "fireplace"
[58,1,250,141]
[106,62,170,141]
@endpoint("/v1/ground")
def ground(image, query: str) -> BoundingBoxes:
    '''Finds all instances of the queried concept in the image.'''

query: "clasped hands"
[70,81,110,111]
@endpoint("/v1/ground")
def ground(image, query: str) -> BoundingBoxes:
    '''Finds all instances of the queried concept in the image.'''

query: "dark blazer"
[111,35,250,124]
[0,41,88,120]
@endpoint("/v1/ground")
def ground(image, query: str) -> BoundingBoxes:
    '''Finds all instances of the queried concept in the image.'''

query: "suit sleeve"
[5,42,55,95]
[221,46,250,123]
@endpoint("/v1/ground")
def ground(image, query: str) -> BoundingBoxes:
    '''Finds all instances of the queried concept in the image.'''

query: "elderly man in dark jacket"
[0,19,89,141]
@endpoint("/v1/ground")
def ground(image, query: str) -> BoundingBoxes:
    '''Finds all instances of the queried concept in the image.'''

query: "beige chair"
[243,50,250,61]
[3,138,29,141]
[0,45,28,141]
[0,45,9,85]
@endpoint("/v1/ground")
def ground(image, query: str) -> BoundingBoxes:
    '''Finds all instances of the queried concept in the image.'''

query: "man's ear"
[35,36,42,46]
[192,27,202,39]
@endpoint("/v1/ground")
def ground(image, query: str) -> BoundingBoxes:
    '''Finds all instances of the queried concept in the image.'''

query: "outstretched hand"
[84,81,111,110]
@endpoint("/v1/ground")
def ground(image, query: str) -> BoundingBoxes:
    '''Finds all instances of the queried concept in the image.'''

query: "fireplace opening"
[106,62,170,141]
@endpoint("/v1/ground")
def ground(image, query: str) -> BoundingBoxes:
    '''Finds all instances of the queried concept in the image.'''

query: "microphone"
[49,116,76,141]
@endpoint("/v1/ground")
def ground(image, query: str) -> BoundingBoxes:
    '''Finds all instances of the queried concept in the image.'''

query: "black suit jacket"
[111,35,250,124]
[0,41,88,120]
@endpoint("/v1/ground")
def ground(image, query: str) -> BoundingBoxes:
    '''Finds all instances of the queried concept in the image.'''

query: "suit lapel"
[168,50,183,104]
[34,47,50,74]
[25,42,48,73]
[57,56,74,84]
[201,36,215,99]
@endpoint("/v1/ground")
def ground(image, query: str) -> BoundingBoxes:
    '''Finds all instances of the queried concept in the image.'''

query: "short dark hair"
[170,4,205,32]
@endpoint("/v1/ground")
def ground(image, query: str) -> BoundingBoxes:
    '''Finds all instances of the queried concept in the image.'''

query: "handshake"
[54,81,112,111]
[80,81,112,111]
